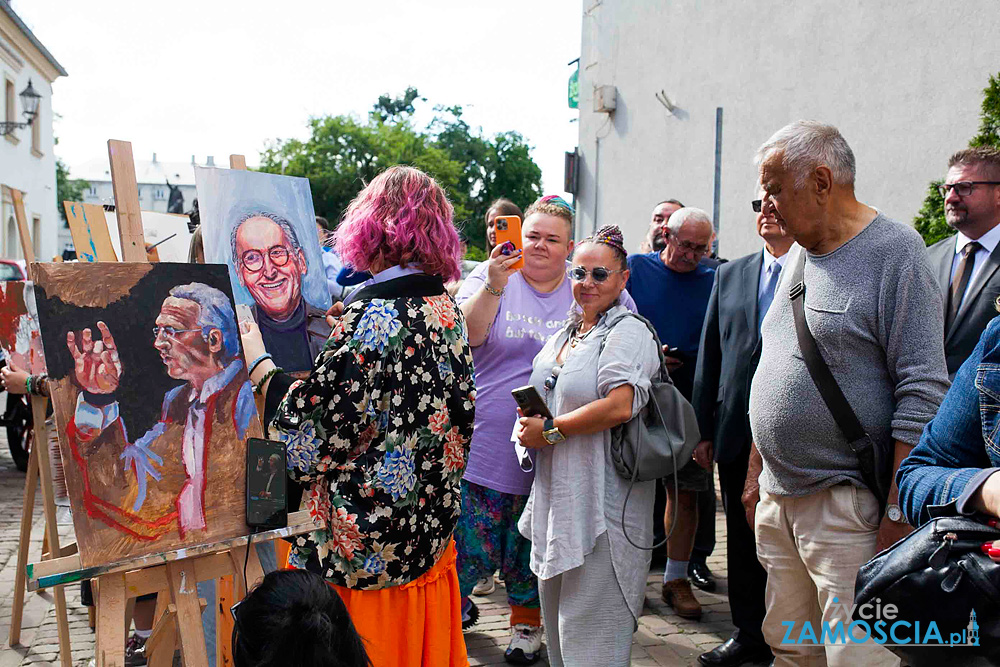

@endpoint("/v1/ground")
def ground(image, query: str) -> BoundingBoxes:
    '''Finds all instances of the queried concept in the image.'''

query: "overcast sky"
[12,0,581,199]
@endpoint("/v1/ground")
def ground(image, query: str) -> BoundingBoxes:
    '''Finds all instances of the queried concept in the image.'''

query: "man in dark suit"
[690,194,793,667]
[926,147,1000,378]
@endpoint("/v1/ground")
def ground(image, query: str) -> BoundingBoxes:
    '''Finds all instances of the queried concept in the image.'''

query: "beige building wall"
[576,0,1000,259]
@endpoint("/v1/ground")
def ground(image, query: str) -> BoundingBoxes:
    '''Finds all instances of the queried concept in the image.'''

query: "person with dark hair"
[925,146,1000,378]
[232,569,371,667]
[316,215,347,301]
[638,199,684,253]
[485,198,524,255]
[516,224,660,665]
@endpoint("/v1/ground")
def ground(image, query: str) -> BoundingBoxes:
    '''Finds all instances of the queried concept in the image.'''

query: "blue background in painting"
[194,167,331,311]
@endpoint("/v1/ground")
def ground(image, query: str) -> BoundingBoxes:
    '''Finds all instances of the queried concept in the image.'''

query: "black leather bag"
[853,511,1000,665]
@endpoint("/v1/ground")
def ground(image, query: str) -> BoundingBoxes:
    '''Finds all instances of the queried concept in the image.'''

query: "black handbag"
[788,250,892,515]
[853,510,1000,665]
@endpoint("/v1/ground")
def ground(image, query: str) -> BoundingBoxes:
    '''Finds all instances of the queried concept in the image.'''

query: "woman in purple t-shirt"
[454,195,577,663]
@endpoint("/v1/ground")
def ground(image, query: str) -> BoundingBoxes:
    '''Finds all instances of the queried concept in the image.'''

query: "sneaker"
[661,577,702,620]
[505,624,542,665]
[472,576,496,596]
[124,633,148,666]
[461,598,480,630]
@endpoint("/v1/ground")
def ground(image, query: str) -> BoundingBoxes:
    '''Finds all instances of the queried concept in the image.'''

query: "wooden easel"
[5,186,74,667]
[25,141,322,667]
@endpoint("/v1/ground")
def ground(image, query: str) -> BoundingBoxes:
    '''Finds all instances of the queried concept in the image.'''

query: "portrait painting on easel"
[194,168,331,372]
[32,262,261,566]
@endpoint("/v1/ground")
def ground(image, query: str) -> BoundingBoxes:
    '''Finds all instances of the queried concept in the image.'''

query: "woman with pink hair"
[241,165,476,666]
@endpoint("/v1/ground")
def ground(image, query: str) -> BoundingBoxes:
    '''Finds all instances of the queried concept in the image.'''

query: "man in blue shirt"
[627,207,716,620]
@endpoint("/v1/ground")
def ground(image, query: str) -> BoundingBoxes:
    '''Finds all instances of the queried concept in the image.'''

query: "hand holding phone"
[511,385,553,419]
[494,215,524,271]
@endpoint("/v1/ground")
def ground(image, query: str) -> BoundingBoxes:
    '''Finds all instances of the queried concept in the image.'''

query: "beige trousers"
[755,484,899,667]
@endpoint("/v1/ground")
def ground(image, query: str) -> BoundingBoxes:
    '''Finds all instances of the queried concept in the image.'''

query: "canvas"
[63,202,118,262]
[33,262,261,567]
[105,210,193,263]
[194,168,331,372]
[0,281,46,375]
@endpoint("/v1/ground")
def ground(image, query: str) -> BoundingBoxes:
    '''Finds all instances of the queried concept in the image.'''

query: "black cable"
[243,528,257,595]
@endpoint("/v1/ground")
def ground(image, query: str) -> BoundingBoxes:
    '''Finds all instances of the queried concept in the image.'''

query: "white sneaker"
[505,624,542,665]
[472,576,496,596]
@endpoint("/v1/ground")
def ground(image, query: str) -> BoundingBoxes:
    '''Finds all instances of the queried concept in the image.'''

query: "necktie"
[947,241,982,330]
[758,262,782,331]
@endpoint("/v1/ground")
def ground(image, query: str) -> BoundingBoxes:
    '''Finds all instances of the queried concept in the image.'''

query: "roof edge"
[0,0,67,77]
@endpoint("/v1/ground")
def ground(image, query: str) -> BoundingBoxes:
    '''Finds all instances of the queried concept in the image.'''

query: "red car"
[0,260,32,471]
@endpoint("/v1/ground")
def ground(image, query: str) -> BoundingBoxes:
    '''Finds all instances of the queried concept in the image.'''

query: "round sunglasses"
[567,266,624,283]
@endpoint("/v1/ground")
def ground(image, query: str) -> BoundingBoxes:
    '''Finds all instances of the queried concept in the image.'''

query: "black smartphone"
[246,438,288,529]
[511,385,553,419]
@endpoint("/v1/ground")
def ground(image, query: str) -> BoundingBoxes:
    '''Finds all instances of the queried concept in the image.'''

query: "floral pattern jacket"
[266,274,476,589]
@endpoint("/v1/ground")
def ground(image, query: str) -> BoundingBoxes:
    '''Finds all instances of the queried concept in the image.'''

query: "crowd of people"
[6,122,1000,667]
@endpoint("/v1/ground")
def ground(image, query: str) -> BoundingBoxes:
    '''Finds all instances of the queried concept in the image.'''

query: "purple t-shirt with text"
[456,262,636,495]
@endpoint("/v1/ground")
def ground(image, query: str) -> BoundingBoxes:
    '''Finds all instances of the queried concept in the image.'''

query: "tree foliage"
[56,158,88,226]
[915,73,1000,245]
[260,88,543,253]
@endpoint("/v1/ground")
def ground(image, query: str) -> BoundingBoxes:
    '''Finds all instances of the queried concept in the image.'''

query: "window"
[31,103,41,156]
[154,188,165,200]
[4,77,16,145]
[88,186,98,197]
[32,216,41,259]
[6,215,17,259]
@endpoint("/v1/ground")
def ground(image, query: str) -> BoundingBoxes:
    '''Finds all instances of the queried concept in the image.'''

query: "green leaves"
[56,158,88,226]
[914,72,1000,245]
[259,88,542,255]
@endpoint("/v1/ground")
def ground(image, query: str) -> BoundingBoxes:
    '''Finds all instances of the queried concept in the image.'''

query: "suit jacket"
[928,235,1000,377]
[692,250,764,464]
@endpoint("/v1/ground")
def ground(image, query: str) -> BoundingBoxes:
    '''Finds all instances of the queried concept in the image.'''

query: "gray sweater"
[748,213,950,497]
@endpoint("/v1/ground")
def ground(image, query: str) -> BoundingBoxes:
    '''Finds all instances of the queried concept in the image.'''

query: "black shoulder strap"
[788,250,865,443]
[789,250,888,512]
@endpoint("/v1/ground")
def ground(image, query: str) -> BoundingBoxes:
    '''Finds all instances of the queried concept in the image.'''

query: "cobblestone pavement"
[0,436,757,666]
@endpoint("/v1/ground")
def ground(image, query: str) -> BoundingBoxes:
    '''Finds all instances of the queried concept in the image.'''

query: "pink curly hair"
[335,166,462,282]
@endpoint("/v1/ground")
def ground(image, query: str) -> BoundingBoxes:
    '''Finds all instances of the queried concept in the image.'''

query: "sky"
[12,0,582,199]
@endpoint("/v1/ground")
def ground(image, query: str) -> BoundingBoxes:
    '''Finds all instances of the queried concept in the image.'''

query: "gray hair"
[168,283,240,363]
[230,211,303,269]
[754,120,856,189]
[666,207,713,235]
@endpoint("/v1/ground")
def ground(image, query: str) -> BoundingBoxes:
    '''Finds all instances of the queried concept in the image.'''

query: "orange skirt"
[332,541,468,667]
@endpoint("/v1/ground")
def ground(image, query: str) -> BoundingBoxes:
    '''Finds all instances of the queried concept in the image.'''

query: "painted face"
[522,213,573,274]
[153,297,215,381]
[570,243,628,315]
[663,221,713,273]
[944,163,1000,234]
[235,216,306,321]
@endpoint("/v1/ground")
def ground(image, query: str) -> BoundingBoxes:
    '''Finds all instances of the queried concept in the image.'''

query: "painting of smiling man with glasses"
[196,169,332,372]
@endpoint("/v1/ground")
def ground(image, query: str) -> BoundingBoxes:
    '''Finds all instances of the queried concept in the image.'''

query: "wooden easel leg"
[96,573,126,667]
[147,593,176,667]
[9,443,39,646]
[227,544,265,601]
[166,560,210,666]
[31,398,72,666]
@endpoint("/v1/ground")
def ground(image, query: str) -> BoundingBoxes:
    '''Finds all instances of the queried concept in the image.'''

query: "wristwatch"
[542,418,566,445]
[886,503,906,524]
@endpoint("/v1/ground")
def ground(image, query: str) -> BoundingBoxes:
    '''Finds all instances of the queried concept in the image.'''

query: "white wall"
[576,1,1000,259]
[0,67,57,262]
[81,181,197,214]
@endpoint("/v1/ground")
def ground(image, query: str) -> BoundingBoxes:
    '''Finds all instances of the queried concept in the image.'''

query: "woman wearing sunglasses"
[514,225,661,666]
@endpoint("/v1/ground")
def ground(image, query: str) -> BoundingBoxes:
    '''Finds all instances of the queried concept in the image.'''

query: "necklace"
[570,323,595,349]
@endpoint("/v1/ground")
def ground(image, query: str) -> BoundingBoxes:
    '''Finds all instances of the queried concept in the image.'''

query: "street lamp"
[0,79,42,137]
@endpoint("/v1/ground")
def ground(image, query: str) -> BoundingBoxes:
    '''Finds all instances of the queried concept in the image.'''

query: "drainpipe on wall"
[712,107,723,256]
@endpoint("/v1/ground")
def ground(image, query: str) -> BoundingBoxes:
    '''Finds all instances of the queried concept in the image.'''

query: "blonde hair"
[524,195,574,227]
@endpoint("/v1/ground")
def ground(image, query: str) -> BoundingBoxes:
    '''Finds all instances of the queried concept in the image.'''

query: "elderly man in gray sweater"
[742,121,949,667]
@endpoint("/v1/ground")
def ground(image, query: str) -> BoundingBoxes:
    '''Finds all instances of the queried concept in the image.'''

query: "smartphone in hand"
[511,385,553,419]
[495,215,524,270]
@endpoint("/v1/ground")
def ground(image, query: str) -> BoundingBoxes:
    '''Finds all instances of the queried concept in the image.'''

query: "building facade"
[72,153,218,216]
[0,0,65,263]
[575,1,1000,259]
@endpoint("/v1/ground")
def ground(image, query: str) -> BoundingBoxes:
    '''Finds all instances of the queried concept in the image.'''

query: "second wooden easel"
[5,185,73,667]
